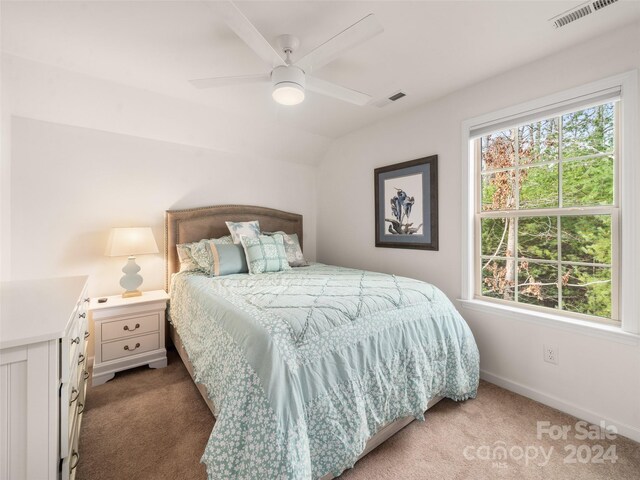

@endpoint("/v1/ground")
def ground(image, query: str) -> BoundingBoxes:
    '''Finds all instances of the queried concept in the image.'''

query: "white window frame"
[460,71,639,343]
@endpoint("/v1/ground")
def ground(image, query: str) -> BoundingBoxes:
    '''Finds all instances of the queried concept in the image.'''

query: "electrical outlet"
[543,344,559,365]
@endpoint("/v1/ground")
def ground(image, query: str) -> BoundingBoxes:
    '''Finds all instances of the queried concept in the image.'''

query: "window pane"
[562,156,614,207]
[519,164,559,209]
[518,118,559,164]
[562,102,615,157]
[481,171,515,211]
[481,129,515,171]
[518,216,557,260]
[562,265,612,318]
[481,217,510,257]
[481,258,515,301]
[518,261,558,309]
[561,215,611,265]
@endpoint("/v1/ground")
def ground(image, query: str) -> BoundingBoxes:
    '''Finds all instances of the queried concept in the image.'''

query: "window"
[475,101,619,324]
[462,73,639,336]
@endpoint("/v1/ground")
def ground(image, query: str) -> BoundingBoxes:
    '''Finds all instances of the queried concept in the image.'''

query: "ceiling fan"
[190,1,384,106]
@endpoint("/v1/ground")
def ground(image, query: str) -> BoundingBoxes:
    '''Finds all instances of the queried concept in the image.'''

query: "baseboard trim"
[480,369,640,443]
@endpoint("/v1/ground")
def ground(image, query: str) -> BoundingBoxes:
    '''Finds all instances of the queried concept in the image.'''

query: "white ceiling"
[2,0,640,140]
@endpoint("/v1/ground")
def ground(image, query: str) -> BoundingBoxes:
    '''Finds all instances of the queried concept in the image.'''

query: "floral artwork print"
[386,188,422,235]
[375,155,438,250]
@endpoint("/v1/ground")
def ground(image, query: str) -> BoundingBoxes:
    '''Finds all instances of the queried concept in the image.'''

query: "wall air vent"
[372,90,407,108]
[550,0,619,29]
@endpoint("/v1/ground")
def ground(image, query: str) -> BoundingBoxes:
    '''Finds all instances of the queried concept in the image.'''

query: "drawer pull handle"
[124,342,141,351]
[123,323,140,332]
[69,387,80,405]
[84,330,90,340]
[83,370,89,380]
[78,312,86,319]
[78,402,85,414]
[78,353,85,365]
[70,451,80,471]
[84,297,90,303]
[71,336,80,345]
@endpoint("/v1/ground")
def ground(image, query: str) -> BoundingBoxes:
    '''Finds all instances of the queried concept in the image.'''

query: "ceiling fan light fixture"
[271,65,306,106]
[272,83,305,105]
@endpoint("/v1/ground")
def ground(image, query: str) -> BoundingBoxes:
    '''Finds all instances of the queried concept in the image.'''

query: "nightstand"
[90,290,169,386]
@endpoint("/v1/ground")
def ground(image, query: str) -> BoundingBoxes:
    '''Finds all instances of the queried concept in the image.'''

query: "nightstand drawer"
[101,332,160,362]
[101,313,159,341]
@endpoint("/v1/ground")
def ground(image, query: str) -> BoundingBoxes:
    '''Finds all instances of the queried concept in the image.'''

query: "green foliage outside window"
[479,102,616,320]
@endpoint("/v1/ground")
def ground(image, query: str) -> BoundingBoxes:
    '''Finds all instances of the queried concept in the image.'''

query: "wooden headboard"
[165,205,303,291]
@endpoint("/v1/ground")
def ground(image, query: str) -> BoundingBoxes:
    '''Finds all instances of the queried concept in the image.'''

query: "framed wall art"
[374,155,438,250]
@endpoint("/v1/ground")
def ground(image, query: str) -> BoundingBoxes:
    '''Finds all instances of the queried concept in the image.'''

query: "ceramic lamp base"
[120,256,144,298]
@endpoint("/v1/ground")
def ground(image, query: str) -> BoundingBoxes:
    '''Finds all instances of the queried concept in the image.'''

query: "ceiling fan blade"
[213,1,285,67]
[306,76,371,106]
[295,14,383,73]
[189,73,269,89]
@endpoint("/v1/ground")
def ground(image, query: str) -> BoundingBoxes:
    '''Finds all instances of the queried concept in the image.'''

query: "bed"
[165,205,479,479]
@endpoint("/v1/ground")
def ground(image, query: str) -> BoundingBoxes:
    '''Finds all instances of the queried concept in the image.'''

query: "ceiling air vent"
[592,0,618,11]
[372,90,407,108]
[550,0,619,29]
[388,92,406,101]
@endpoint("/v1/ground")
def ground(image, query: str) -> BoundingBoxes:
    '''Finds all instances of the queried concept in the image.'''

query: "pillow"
[226,220,260,244]
[177,235,233,275]
[240,234,291,274]
[209,243,248,276]
[264,231,308,267]
[176,244,200,272]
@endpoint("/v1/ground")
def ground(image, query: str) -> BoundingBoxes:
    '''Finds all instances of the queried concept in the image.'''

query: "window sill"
[457,298,640,346]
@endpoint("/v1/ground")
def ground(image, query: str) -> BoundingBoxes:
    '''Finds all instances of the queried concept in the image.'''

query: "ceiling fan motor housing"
[271,65,306,90]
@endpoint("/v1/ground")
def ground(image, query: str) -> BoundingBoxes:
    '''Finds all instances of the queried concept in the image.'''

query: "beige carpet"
[78,350,640,480]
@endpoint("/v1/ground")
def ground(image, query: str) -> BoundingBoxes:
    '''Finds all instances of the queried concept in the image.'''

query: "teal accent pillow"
[209,243,248,276]
[225,220,260,244]
[264,231,308,267]
[240,234,291,274]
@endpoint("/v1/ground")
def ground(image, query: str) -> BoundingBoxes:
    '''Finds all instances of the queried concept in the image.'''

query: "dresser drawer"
[62,416,81,480]
[101,313,159,342]
[60,337,88,459]
[101,332,160,362]
[62,297,89,383]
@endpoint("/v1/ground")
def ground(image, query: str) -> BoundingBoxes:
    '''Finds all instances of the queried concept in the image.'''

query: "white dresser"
[0,276,89,480]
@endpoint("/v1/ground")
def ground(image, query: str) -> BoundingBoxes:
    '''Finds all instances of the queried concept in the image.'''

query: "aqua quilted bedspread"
[169,263,479,479]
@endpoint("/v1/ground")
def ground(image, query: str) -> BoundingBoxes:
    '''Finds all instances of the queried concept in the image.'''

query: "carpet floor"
[78,350,640,480]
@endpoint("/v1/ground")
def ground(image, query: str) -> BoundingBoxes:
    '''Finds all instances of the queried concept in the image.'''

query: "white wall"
[317,22,640,440]
[11,117,317,298]
[3,55,319,296]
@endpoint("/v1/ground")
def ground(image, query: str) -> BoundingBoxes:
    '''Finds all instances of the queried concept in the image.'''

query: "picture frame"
[374,155,438,250]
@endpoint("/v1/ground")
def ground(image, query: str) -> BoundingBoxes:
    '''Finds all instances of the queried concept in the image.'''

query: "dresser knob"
[84,297,90,303]
[84,331,90,339]
[71,336,80,345]
[78,353,85,365]
[124,342,141,351]
[83,370,89,380]
[78,312,86,319]
[70,451,80,472]
[78,402,85,414]
[123,323,140,332]
[69,387,80,405]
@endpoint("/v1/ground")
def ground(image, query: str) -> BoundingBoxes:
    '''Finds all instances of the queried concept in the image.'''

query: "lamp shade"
[105,227,159,257]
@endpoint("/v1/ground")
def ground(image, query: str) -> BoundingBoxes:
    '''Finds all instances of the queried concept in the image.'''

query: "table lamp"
[105,227,159,297]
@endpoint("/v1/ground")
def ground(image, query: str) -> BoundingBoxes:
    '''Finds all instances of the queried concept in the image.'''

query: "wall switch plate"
[543,344,559,365]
